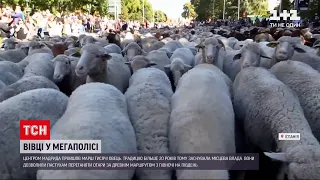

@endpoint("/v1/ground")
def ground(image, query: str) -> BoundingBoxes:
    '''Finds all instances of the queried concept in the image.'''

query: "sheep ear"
[195,44,204,49]
[314,44,320,48]
[101,54,112,61]
[233,53,242,60]
[184,64,192,71]
[266,41,279,48]
[293,46,307,53]
[147,62,157,67]
[217,39,226,50]
[264,152,288,162]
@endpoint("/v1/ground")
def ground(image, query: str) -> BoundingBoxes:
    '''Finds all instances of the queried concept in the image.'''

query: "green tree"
[191,0,268,20]
[119,0,167,22]
[154,10,167,22]
[181,2,197,20]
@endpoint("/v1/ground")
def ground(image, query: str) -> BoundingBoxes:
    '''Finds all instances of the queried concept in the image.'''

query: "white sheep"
[195,37,226,70]
[125,55,157,73]
[169,65,235,179]
[193,63,233,97]
[223,42,272,81]
[146,50,171,71]
[104,44,122,54]
[125,68,173,179]
[3,38,18,50]
[64,47,81,57]
[0,48,28,63]
[0,61,24,85]
[158,40,183,58]
[121,42,147,61]
[148,41,165,52]
[179,37,189,47]
[52,55,86,96]
[164,48,194,87]
[227,37,238,49]
[0,88,68,179]
[233,41,246,50]
[75,44,131,93]
[27,41,53,55]
[0,75,59,102]
[267,36,320,72]
[233,67,320,179]
[270,60,320,141]
[23,58,54,81]
[17,53,54,70]
[37,83,137,179]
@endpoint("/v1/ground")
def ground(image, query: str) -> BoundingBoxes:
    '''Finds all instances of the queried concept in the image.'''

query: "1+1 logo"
[269,10,301,28]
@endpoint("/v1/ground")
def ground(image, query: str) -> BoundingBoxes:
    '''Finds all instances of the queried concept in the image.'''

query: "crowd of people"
[0,5,174,40]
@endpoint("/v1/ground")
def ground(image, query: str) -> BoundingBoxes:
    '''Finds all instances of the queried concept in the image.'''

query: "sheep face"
[53,56,72,82]
[3,41,17,50]
[196,38,225,64]
[233,42,272,69]
[164,58,192,87]
[122,43,147,61]
[81,36,96,47]
[75,51,112,76]
[125,56,157,73]
[234,41,245,50]
[267,38,307,62]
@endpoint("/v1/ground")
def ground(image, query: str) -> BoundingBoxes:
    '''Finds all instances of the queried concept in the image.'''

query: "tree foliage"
[190,0,319,21]
[1,0,168,22]
[191,0,269,21]
[181,2,197,20]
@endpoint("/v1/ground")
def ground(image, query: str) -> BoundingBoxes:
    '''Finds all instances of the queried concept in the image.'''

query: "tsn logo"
[269,10,301,28]
[20,120,50,140]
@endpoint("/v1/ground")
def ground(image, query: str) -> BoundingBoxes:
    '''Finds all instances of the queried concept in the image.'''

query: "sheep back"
[125,68,173,179]
[107,58,131,93]
[146,50,171,71]
[270,60,320,140]
[0,88,68,179]
[233,67,319,152]
[0,61,23,85]
[23,58,54,80]
[37,83,137,179]
[0,76,59,102]
[170,66,235,179]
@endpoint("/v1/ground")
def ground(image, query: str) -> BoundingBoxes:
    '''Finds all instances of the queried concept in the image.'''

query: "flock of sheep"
[0,25,320,180]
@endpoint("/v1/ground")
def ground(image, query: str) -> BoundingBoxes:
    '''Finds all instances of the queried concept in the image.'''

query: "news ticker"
[21,153,259,170]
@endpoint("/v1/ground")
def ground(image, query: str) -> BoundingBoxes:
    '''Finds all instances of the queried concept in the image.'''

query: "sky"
[148,0,189,20]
